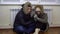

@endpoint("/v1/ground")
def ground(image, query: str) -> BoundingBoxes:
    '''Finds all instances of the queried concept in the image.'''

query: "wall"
[0,6,21,28]
[0,5,60,28]
[44,6,60,27]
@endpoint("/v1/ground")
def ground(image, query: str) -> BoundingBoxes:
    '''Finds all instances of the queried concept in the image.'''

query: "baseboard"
[49,24,60,27]
[0,25,60,29]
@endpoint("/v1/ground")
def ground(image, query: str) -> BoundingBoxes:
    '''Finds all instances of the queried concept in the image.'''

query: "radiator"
[10,8,20,27]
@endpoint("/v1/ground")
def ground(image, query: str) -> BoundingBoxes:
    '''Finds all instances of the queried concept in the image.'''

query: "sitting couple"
[13,2,49,34]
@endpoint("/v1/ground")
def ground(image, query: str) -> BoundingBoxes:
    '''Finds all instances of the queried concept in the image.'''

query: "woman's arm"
[34,13,48,23]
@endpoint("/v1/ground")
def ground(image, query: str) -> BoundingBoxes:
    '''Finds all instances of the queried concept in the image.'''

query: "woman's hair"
[34,5,44,14]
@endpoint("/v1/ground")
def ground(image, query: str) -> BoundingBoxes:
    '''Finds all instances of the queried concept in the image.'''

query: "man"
[13,2,35,34]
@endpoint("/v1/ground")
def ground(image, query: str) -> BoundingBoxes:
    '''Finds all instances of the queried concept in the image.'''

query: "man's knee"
[14,26,25,32]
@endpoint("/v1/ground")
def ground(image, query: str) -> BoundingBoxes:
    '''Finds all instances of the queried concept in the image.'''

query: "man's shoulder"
[16,9,24,17]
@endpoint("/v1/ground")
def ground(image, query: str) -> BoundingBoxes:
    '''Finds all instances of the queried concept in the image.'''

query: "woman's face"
[35,7,41,15]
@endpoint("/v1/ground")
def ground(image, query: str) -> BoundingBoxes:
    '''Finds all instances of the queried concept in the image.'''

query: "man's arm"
[18,14,32,25]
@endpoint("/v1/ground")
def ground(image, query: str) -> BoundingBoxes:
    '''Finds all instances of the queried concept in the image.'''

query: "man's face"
[35,8,41,15]
[27,7,31,14]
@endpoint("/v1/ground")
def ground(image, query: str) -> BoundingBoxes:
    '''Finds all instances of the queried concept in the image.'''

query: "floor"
[0,27,60,34]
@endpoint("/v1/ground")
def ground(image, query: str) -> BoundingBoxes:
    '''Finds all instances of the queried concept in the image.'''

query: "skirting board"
[0,25,60,29]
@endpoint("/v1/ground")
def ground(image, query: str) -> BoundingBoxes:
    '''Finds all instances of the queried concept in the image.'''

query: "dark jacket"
[13,8,35,28]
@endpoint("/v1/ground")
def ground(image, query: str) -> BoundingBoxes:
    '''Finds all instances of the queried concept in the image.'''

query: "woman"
[33,5,49,34]
[13,2,35,34]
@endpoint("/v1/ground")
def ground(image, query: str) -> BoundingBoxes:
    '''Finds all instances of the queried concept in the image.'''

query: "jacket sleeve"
[36,13,48,23]
[18,13,33,25]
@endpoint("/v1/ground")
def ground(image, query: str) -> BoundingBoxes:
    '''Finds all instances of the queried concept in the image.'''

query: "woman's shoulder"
[43,13,47,16]
[43,13,47,15]
[42,13,48,18]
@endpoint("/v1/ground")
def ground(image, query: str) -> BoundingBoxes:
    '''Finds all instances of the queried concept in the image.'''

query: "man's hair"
[22,2,32,7]
[22,4,24,7]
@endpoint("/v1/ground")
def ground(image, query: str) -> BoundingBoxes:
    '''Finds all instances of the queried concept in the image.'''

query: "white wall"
[0,5,60,28]
[0,6,21,28]
[44,6,60,27]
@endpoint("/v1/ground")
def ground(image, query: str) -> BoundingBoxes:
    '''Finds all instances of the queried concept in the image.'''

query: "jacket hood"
[22,2,32,14]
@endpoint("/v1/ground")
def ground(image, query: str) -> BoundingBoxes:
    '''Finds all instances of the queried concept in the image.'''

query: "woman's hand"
[34,14,38,21]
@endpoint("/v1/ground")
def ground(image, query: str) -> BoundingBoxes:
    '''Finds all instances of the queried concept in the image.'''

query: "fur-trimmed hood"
[22,2,32,14]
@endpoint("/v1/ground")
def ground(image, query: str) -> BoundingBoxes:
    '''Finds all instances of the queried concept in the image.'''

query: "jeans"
[14,24,35,34]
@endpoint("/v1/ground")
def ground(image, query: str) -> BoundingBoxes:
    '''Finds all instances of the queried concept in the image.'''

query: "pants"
[14,24,35,34]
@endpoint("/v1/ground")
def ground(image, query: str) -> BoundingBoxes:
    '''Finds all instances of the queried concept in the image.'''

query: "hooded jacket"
[13,2,35,28]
